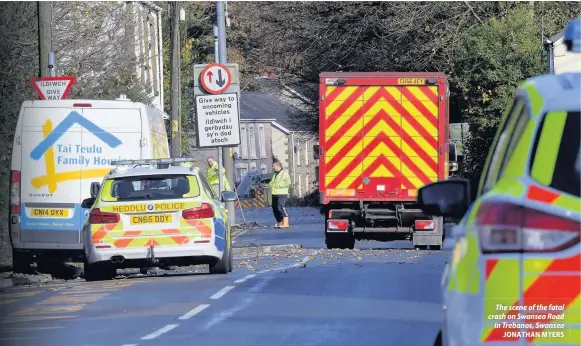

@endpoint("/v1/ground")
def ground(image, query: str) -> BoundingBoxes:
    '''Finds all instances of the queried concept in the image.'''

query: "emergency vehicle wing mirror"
[416,179,470,219]
[90,182,101,198]
[221,191,238,202]
[81,197,96,209]
[448,143,457,162]
[313,145,320,160]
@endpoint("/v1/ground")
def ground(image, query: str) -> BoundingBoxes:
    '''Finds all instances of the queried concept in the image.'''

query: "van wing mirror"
[416,179,470,219]
[313,145,320,160]
[90,182,101,198]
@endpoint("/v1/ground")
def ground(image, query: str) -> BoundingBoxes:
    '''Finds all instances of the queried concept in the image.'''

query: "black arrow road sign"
[216,69,226,87]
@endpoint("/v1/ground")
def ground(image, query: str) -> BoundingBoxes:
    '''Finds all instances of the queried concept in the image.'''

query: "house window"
[250,162,257,172]
[240,125,248,158]
[237,168,247,181]
[296,141,301,166]
[260,163,267,174]
[258,125,267,158]
[306,173,310,191]
[304,140,309,166]
[249,125,257,158]
[297,174,302,196]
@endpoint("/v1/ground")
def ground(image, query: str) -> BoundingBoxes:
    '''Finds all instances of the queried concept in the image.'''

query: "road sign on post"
[29,76,75,100]
[200,63,232,94]
[195,93,240,147]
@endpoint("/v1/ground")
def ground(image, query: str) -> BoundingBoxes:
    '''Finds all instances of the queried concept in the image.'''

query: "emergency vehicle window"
[107,175,201,201]
[198,174,217,199]
[480,98,524,195]
[498,106,531,178]
[530,111,580,197]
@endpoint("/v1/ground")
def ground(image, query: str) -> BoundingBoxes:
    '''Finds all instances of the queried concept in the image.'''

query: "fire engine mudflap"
[322,202,444,250]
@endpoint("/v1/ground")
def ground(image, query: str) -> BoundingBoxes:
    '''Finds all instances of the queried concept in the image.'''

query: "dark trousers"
[271,194,288,223]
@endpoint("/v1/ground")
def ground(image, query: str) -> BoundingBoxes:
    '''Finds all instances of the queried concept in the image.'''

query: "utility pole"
[216,1,236,224]
[38,1,52,77]
[170,1,181,157]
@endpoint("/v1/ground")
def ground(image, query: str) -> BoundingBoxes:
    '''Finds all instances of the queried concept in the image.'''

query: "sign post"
[29,76,75,100]
[193,63,241,214]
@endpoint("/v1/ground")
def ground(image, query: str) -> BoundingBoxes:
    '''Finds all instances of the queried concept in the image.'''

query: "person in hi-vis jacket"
[269,160,291,228]
[206,156,231,197]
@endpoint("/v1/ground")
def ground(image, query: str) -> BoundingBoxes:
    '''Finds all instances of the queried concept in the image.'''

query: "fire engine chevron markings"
[327,132,428,190]
[326,119,436,190]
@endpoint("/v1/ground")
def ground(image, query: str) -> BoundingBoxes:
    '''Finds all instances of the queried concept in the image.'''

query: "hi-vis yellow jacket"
[269,169,291,195]
[206,162,231,191]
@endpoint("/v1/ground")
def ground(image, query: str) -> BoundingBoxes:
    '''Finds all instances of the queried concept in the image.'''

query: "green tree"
[451,4,551,188]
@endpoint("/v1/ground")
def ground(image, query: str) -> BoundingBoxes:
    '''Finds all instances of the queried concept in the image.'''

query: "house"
[189,90,319,198]
[544,17,581,74]
[53,1,165,111]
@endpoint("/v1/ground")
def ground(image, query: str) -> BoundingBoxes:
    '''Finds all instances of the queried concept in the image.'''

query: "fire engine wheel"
[325,233,355,250]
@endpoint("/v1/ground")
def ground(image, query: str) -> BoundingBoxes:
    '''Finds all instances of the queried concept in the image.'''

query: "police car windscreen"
[111,175,200,201]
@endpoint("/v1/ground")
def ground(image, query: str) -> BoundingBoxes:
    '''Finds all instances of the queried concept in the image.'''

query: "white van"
[9,97,170,273]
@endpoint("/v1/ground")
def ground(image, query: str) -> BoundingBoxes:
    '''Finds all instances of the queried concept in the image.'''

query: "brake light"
[182,203,215,219]
[327,219,349,231]
[89,208,120,224]
[73,103,92,107]
[10,170,20,214]
[414,220,435,230]
[477,201,580,253]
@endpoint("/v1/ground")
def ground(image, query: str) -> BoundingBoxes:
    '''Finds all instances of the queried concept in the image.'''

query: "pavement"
[0,207,450,346]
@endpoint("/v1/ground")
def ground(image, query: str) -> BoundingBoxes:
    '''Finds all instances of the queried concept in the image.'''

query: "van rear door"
[20,107,84,245]
[79,107,142,211]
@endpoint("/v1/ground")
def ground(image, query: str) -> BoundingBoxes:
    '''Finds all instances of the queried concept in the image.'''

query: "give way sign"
[200,63,232,94]
[29,76,76,100]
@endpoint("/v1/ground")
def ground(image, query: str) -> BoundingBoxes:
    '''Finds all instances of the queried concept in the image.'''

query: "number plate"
[30,208,69,218]
[397,78,425,85]
[130,214,173,225]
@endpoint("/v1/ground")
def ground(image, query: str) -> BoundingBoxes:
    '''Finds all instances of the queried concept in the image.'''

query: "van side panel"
[147,107,170,158]
[19,107,84,244]
[80,108,143,217]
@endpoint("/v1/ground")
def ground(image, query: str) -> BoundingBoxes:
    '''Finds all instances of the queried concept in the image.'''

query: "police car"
[417,19,581,346]
[81,158,237,281]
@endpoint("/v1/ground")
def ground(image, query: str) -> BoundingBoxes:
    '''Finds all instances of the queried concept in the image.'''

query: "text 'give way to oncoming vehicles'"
[195,63,241,148]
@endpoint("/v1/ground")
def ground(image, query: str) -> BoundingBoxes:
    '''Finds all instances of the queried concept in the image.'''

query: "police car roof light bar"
[110,158,197,167]
[564,17,581,53]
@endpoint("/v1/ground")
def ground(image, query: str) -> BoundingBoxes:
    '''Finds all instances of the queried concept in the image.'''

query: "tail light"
[10,170,21,214]
[327,219,349,231]
[182,203,215,219]
[414,220,436,231]
[477,201,580,253]
[89,208,120,224]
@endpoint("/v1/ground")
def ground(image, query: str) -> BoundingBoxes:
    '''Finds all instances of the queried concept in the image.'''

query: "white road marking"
[210,285,235,299]
[140,324,179,340]
[178,304,210,320]
[204,276,273,330]
[122,344,138,346]
[234,274,256,284]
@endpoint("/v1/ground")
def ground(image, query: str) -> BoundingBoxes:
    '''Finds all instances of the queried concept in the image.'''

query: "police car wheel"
[228,247,233,272]
[209,245,230,275]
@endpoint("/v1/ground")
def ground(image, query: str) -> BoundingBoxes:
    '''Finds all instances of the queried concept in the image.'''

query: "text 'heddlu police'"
[56,144,127,167]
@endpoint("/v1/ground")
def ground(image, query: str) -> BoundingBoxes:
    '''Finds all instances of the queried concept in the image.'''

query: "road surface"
[0,207,449,346]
